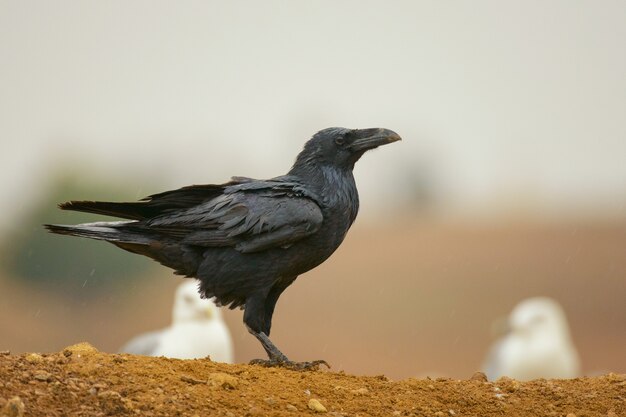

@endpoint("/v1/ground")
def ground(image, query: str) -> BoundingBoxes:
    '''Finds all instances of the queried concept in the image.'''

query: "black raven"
[46,127,401,369]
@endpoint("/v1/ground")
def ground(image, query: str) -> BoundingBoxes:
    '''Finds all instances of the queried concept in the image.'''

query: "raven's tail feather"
[45,221,201,277]
[44,221,152,244]
[59,201,151,220]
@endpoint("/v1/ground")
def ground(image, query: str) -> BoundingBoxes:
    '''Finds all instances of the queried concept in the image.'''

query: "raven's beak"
[348,128,402,152]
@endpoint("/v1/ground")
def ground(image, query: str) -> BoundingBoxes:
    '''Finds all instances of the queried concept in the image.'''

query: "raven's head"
[292,127,401,172]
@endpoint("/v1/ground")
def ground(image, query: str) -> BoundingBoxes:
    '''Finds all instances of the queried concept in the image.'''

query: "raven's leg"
[245,325,288,362]
[244,286,329,371]
[245,326,329,371]
[262,276,297,337]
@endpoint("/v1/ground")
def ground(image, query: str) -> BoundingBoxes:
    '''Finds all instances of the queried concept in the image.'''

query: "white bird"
[482,297,580,381]
[119,280,234,363]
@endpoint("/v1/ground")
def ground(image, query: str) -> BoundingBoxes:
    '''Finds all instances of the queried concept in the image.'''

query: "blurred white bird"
[482,297,580,381]
[119,280,234,363]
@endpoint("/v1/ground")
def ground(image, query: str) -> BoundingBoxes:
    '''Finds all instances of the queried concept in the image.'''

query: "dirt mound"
[0,343,623,417]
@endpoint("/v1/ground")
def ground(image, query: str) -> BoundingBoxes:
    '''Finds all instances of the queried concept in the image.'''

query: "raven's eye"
[334,137,345,146]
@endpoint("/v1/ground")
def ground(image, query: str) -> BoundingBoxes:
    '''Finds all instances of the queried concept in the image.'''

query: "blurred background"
[0,1,624,380]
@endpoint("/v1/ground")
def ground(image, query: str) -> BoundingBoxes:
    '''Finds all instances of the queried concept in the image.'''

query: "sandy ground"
[1,343,624,417]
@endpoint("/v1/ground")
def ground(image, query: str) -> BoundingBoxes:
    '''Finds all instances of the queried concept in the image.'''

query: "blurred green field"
[1,218,624,380]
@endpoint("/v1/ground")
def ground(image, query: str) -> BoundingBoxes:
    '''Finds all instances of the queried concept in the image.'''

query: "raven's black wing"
[146,180,324,253]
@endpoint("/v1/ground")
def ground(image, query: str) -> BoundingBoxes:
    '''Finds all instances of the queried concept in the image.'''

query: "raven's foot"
[249,358,330,371]
[246,328,330,370]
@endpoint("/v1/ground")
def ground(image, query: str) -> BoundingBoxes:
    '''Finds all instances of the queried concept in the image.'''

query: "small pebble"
[3,396,25,417]
[97,390,121,399]
[470,372,488,382]
[180,375,205,385]
[207,373,239,390]
[286,404,298,412]
[62,342,98,358]
[25,353,44,364]
[308,398,327,413]
[350,387,369,395]
[33,371,52,382]
[566,413,576,417]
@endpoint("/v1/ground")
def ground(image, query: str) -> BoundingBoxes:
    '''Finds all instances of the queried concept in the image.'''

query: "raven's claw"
[249,358,330,371]
[248,330,330,370]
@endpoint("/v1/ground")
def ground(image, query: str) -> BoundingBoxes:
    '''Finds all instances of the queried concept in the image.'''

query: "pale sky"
[1,1,625,233]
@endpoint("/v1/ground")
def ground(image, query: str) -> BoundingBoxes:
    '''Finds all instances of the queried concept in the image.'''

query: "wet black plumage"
[46,127,401,368]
